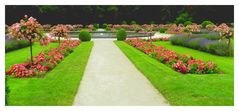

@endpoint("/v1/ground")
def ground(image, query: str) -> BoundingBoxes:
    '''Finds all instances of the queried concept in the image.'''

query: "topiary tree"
[50,24,70,46]
[201,20,214,28]
[116,28,127,41]
[78,29,91,41]
[7,15,49,65]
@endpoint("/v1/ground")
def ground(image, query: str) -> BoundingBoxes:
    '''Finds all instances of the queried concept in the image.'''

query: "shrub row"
[6,40,80,78]
[174,32,220,40]
[125,39,220,74]
[5,38,31,52]
[76,28,128,41]
[170,36,233,56]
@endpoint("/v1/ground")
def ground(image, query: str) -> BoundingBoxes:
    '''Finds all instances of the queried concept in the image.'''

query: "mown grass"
[115,41,233,106]
[6,42,93,106]
[5,42,59,71]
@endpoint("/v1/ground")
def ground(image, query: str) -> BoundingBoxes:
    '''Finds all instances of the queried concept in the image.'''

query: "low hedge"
[170,36,233,56]
[5,39,31,52]
[174,33,221,40]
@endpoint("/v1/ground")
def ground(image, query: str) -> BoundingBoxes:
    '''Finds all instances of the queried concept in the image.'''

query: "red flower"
[6,40,81,78]
[125,38,220,74]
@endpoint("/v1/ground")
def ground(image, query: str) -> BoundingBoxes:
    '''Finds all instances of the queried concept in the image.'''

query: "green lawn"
[5,42,59,71]
[6,42,93,106]
[115,41,233,106]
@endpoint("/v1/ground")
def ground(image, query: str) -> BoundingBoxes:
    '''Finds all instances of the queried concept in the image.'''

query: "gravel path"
[73,39,169,106]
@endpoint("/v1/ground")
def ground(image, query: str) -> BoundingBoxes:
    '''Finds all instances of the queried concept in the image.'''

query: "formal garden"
[5,6,234,106]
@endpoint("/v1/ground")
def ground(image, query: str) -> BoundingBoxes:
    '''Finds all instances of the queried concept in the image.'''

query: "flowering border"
[125,38,221,74]
[6,40,80,78]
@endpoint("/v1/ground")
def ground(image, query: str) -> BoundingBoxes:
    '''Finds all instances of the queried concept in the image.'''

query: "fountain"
[70,28,148,39]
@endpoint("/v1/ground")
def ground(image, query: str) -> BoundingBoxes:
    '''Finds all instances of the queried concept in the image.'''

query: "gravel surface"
[73,39,169,106]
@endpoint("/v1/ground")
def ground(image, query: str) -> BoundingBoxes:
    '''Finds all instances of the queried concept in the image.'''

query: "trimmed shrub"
[201,20,214,28]
[159,28,168,33]
[184,21,192,26]
[117,28,127,41]
[78,29,91,41]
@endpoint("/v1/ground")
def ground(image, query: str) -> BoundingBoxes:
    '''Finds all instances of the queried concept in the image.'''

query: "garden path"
[73,39,169,106]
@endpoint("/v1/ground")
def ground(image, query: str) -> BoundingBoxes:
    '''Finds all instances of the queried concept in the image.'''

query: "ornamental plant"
[214,23,233,56]
[185,24,201,33]
[201,20,214,28]
[7,40,80,78]
[166,24,185,34]
[206,24,217,31]
[172,60,188,73]
[7,15,49,64]
[117,28,127,41]
[125,38,220,74]
[78,29,91,41]
[50,24,70,46]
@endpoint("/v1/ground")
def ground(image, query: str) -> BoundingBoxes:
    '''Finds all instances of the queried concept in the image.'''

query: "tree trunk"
[29,39,33,65]
[58,36,61,46]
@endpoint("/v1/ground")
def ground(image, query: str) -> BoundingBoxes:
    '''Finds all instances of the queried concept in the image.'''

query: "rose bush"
[125,38,220,74]
[7,15,50,64]
[50,24,70,45]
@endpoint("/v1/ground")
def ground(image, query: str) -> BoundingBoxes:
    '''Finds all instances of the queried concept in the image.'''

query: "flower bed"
[6,40,80,78]
[125,38,220,74]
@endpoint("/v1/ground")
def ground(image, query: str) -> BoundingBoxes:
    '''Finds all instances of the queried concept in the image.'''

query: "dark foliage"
[6,5,233,25]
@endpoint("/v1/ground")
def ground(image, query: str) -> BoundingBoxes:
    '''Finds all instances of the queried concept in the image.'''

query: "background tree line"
[6,5,233,25]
